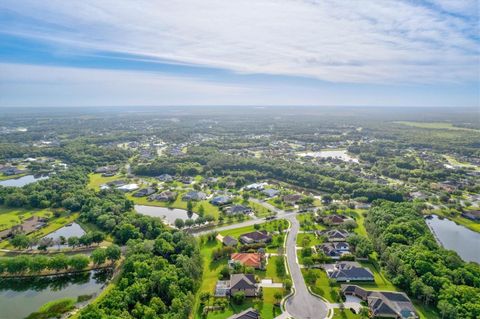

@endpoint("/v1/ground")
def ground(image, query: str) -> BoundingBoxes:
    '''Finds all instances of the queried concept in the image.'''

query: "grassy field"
[395,121,478,131]
[296,233,323,247]
[0,173,28,181]
[297,213,325,231]
[351,210,367,237]
[0,206,53,231]
[248,200,273,217]
[87,173,122,190]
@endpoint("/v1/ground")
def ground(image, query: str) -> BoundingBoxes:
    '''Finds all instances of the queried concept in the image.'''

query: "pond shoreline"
[0,264,115,279]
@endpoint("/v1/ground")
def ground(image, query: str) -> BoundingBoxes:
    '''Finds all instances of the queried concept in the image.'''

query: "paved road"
[284,215,329,319]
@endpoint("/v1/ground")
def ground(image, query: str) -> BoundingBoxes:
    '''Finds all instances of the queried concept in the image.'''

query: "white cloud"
[0,0,478,85]
[0,63,253,106]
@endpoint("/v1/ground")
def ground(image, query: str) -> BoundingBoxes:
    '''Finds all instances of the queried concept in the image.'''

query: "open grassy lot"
[0,206,53,231]
[87,173,122,190]
[351,210,367,236]
[265,256,286,283]
[296,232,323,247]
[297,213,325,231]
[248,200,273,217]
[395,121,479,131]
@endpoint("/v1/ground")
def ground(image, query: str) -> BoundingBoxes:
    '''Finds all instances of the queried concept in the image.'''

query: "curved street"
[284,215,329,319]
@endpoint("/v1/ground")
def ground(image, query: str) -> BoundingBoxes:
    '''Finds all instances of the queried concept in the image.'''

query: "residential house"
[182,191,207,201]
[227,308,259,319]
[108,180,126,187]
[157,174,173,182]
[133,187,156,197]
[317,229,350,242]
[262,188,280,198]
[326,261,374,282]
[95,165,118,174]
[239,230,272,244]
[462,210,480,221]
[282,194,303,205]
[117,183,139,192]
[230,253,264,269]
[245,183,267,191]
[341,285,418,319]
[322,214,353,226]
[229,274,258,297]
[222,236,238,247]
[225,205,253,216]
[317,242,351,259]
[211,195,233,206]
[149,191,177,202]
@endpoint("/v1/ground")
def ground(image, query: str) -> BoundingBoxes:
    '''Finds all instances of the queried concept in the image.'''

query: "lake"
[426,215,480,263]
[0,175,49,187]
[35,222,87,249]
[0,269,112,319]
[135,205,198,226]
[298,149,359,163]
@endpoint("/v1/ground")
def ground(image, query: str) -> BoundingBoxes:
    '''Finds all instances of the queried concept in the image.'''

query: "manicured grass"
[296,233,323,247]
[297,213,324,231]
[351,210,367,236]
[443,155,479,171]
[87,173,122,190]
[265,256,286,283]
[0,173,28,181]
[0,206,53,231]
[332,309,361,319]
[248,200,273,217]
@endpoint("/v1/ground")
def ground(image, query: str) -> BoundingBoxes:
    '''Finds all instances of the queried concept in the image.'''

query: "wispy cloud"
[1,0,478,84]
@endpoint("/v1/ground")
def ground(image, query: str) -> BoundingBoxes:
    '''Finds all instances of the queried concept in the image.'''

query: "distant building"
[133,187,156,197]
[341,285,418,319]
[222,236,238,247]
[211,195,233,206]
[156,174,173,182]
[239,230,272,244]
[182,191,207,201]
[149,191,177,202]
[262,188,280,198]
[225,205,253,216]
[282,194,303,205]
[245,183,267,191]
[322,214,354,226]
[117,183,139,192]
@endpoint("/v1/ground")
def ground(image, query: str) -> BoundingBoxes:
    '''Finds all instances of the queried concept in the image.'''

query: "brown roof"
[231,253,262,268]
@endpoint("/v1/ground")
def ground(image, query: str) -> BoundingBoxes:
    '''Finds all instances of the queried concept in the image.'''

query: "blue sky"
[0,0,479,107]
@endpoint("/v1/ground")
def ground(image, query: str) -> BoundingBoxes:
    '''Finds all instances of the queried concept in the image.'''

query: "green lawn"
[296,233,323,247]
[265,256,286,283]
[351,210,367,237]
[297,213,324,231]
[248,200,273,217]
[0,206,53,231]
[87,173,123,190]
[332,309,361,319]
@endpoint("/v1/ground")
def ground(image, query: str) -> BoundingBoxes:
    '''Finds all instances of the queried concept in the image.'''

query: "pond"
[298,149,359,163]
[135,205,198,226]
[426,215,480,263]
[0,175,49,187]
[0,268,112,319]
[35,222,87,249]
